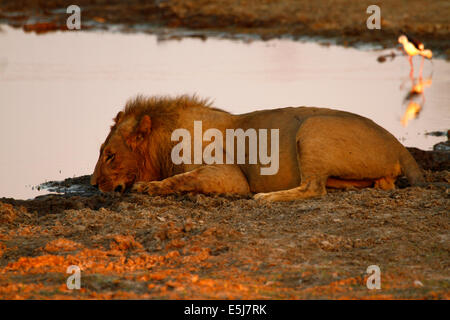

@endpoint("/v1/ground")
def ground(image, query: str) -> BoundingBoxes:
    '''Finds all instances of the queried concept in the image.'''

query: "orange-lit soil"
[0,169,448,299]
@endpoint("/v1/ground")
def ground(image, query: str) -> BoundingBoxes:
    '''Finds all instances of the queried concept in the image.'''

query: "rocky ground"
[0,0,449,58]
[0,147,449,299]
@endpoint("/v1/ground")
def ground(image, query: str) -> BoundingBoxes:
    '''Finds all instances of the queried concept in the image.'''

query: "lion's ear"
[137,115,151,137]
[114,111,124,124]
[127,115,151,150]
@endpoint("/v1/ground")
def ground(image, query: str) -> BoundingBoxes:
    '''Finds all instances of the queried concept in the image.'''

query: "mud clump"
[407,147,450,172]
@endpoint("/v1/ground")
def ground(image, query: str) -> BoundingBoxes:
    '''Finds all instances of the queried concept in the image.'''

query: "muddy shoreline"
[1,0,449,58]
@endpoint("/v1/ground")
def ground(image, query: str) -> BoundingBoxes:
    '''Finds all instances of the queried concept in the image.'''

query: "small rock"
[183,218,193,232]
[414,280,424,287]
[321,240,331,247]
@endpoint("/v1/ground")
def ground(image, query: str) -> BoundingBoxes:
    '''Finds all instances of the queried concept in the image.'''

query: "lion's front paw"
[253,192,275,202]
[132,181,163,195]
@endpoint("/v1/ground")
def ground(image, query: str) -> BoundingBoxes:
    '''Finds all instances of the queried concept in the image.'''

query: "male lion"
[91,95,424,201]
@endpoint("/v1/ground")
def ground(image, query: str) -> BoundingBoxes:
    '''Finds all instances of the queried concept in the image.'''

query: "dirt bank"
[1,0,449,58]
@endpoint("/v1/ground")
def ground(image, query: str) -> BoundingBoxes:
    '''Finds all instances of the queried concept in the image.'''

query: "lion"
[90,95,424,201]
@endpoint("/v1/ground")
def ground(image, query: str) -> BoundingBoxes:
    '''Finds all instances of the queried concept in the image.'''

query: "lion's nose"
[114,184,124,193]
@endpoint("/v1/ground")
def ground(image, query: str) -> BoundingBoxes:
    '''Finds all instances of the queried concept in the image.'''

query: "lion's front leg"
[132,180,170,195]
[132,165,250,196]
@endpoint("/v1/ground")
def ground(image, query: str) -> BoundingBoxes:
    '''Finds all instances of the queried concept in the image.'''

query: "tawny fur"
[91,95,424,202]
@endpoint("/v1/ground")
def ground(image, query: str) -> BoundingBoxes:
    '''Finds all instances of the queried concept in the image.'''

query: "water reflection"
[1,26,449,199]
[401,76,433,127]
[401,101,422,127]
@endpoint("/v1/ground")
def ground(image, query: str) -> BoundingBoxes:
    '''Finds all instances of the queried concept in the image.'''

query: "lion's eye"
[106,153,115,163]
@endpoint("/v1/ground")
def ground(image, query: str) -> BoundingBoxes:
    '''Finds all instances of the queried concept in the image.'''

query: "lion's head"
[90,109,158,193]
[91,95,210,193]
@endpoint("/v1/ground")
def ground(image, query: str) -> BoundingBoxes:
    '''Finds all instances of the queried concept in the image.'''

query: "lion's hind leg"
[326,178,374,189]
[374,176,396,190]
[254,175,327,202]
[325,176,396,191]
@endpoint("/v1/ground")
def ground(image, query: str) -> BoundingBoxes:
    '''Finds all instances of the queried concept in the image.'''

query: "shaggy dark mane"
[114,95,228,180]
[123,94,226,117]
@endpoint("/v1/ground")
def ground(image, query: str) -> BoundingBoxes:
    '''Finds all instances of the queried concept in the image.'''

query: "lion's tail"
[399,147,425,186]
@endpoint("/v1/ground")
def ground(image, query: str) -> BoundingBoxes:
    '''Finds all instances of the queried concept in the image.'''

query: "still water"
[0,25,449,199]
